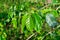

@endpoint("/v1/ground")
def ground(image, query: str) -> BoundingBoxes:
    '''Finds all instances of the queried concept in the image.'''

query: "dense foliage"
[0,0,60,40]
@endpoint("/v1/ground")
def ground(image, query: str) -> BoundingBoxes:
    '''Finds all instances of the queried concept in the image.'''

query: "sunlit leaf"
[41,8,52,14]
[0,23,3,27]
[26,14,34,32]
[0,32,7,40]
[21,13,28,32]
[12,17,17,29]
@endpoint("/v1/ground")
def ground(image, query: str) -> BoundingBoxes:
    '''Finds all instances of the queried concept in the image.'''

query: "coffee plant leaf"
[21,13,28,32]
[32,13,42,33]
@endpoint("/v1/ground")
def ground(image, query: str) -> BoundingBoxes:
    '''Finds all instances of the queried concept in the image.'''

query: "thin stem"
[40,3,60,10]
[26,32,37,40]
[41,25,60,40]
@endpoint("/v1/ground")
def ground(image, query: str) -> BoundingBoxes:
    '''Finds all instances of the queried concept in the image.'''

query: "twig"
[26,32,37,40]
[41,25,60,40]
[56,6,60,10]
[40,4,49,10]
[40,3,60,10]
[41,31,52,40]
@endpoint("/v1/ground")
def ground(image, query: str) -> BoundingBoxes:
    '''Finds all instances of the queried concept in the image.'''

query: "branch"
[56,6,60,10]
[40,3,60,10]
[41,25,60,40]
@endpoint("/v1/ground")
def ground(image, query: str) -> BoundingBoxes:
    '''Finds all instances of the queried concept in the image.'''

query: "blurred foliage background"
[0,0,60,40]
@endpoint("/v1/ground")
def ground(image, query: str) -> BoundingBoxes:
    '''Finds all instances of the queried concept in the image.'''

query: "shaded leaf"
[32,13,42,33]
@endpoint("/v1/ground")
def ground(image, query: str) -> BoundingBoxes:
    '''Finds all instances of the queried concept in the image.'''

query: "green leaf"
[0,23,3,27]
[0,32,7,40]
[51,10,59,17]
[42,0,45,3]
[26,14,34,32]
[26,15,31,31]
[12,17,17,29]
[32,13,42,33]
[52,0,57,3]
[8,11,14,18]
[30,15,35,31]
[21,13,28,32]
[41,8,52,14]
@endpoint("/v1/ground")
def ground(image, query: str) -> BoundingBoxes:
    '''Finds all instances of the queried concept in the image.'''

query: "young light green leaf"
[12,17,17,29]
[21,13,28,32]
